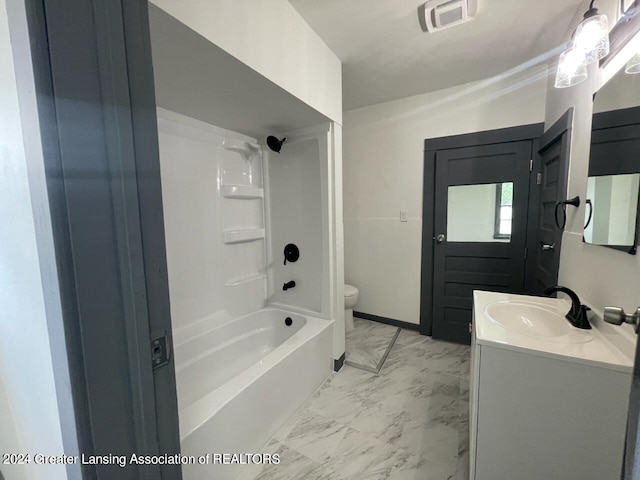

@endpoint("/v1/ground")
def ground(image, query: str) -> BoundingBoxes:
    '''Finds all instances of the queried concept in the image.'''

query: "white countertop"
[473,291,634,373]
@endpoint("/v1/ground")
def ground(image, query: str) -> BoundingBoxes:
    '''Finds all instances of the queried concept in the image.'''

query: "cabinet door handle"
[604,306,640,333]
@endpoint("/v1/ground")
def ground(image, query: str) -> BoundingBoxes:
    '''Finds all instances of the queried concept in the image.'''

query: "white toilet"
[344,284,359,333]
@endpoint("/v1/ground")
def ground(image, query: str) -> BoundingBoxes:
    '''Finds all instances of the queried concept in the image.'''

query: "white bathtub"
[174,308,333,480]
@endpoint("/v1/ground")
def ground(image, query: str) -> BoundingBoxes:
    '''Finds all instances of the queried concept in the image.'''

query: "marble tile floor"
[239,329,471,480]
[345,318,401,372]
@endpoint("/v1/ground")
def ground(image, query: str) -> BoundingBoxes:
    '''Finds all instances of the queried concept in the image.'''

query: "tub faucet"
[283,280,296,291]
[543,285,591,330]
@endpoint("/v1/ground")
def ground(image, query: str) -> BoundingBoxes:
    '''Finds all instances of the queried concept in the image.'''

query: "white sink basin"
[474,291,632,371]
[484,300,594,344]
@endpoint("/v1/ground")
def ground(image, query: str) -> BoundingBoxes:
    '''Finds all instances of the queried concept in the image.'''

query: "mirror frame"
[586,9,640,255]
[585,100,640,254]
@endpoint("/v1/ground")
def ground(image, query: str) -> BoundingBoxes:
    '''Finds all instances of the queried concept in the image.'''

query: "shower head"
[266,136,286,153]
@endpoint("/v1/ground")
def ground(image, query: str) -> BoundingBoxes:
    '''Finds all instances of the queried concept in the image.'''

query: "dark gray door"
[526,109,573,295]
[432,141,532,344]
[25,0,182,478]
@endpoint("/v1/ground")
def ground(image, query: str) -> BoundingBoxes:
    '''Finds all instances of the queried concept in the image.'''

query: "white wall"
[343,67,548,324]
[0,1,70,478]
[150,0,345,356]
[264,122,346,360]
[266,130,326,314]
[158,109,267,344]
[593,64,640,113]
[150,0,342,125]
[331,124,345,359]
[546,55,640,343]
[159,111,344,359]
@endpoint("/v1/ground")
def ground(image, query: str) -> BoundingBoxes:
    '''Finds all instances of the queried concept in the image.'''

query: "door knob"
[540,243,555,251]
[603,306,640,333]
[436,234,446,244]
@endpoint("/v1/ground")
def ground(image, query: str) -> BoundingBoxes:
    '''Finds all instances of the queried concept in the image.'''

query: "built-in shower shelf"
[225,273,266,287]
[223,228,265,244]
[223,145,260,157]
[221,185,264,199]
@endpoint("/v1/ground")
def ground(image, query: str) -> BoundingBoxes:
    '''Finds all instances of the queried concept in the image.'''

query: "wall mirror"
[586,63,640,254]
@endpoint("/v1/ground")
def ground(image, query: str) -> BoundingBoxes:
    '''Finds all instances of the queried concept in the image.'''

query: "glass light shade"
[555,48,588,88]
[625,52,640,74]
[573,13,610,64]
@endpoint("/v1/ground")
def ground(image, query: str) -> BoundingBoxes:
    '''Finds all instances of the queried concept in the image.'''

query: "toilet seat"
[344,284,358,333]
[344,284,358,298]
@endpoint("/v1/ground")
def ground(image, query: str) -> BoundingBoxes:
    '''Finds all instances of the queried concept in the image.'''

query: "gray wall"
[0,1,72,478]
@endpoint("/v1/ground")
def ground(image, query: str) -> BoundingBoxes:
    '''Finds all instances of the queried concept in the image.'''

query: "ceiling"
[149,5,329,139]
[289,0,592,110]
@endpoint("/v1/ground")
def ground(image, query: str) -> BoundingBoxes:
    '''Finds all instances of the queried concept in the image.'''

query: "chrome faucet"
[543,285,592,330]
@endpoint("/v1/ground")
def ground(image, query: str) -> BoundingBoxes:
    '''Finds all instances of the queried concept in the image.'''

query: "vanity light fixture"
[555,47,589,88]
[573,1,610,65]
[555,0,610,88]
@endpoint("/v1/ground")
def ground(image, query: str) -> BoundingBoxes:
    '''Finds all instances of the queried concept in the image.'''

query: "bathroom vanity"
[470,291,634,480]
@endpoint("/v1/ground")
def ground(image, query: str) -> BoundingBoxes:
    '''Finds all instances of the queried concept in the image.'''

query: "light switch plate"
[400,210,408,222]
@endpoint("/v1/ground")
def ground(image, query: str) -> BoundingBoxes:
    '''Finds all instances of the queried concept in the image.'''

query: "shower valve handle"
[283,280,296,291]
[284,243,300,265]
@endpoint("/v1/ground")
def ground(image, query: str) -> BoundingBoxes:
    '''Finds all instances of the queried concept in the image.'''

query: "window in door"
[447,182,513,243]
[494,182,513,240]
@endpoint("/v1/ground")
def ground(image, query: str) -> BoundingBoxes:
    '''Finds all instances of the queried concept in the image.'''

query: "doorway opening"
[420,115,573,344]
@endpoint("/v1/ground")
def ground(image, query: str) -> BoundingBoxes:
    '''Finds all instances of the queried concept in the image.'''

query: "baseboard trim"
[353,311,421,332]
[333,352,345,372]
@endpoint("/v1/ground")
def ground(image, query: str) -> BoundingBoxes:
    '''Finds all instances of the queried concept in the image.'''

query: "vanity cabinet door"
[471,345,629,480]
[469,328,481,480]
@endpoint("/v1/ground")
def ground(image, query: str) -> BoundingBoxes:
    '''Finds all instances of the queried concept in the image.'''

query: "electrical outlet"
[400,210,408,222]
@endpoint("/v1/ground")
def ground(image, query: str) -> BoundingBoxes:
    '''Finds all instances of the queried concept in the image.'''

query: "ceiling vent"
[422,0,477,32]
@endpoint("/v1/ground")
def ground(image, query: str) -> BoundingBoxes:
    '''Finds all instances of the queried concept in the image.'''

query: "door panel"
[526,114,572,295]
[432,141,532,344]
[535,141,563,291]
[29,0,182,477]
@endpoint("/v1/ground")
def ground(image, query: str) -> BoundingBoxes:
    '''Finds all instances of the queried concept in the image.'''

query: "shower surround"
[157,109,335,480]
